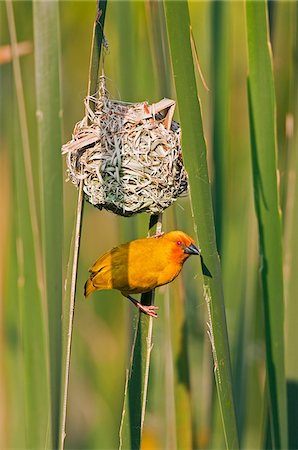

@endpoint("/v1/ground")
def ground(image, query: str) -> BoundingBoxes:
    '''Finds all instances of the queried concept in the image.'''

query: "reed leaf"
[6,1,51,446]
[33,2,63,446]
[209,4,231,446]
[279,4,298,448]
[284,94,298,450]
[275,2,298,448]
[246,1,288,448]
[211,0,230,253]
[164,2,239,448]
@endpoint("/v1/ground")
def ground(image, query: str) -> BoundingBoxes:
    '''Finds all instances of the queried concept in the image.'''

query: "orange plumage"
[84,230,200,317]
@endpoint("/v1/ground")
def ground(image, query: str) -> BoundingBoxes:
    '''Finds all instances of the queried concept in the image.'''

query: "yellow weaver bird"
[84,230,200,317]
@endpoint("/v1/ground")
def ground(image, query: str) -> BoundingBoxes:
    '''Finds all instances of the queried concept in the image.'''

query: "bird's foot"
[149,232,164,239]
[138,303,159,318]
[126,295,159,318]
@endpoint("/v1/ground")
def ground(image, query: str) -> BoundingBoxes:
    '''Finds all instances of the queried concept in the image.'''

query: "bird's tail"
[84,278,95,297]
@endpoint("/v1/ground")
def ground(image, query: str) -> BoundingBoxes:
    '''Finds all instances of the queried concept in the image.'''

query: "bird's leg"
[126,295,159,318]
[149,232,164,239]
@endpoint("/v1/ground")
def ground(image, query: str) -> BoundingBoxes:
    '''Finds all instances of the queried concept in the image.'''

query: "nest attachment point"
[62,77,188,217]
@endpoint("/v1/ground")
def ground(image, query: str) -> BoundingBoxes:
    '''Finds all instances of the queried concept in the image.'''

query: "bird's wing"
[89,248,118,274]
[89,244,131,291]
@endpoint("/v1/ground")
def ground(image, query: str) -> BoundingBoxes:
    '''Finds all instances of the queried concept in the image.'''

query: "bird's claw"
[139,304,159,318]
[149,232,164,239]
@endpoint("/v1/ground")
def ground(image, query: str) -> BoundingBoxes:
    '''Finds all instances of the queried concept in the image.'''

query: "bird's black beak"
[184,243,200,255]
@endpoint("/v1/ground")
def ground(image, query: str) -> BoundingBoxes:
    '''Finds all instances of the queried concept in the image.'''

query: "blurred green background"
[0,1,297,449]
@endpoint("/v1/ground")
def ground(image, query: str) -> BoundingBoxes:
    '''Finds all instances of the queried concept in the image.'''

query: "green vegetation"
[246,2,287,448]
[1,1,296,449]
[33,2,63,447]
[164,2,239,448]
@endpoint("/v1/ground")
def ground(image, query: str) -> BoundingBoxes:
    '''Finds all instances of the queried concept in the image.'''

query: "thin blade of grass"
[60,180,84,450]
[33,2,63,446]
[119,214,162,450]
[164,2,239,449]
[246,1,288,448]
[59,1,107,449]
[88,0,108,102]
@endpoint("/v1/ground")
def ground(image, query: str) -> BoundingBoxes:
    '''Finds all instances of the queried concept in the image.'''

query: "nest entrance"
[62,77,188,217]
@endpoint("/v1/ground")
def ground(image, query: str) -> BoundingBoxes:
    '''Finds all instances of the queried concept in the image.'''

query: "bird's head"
[163,230,200,263]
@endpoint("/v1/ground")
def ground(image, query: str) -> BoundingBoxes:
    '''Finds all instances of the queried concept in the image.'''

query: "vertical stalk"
[164,2,239,448]
[246,1,288,448]
[119,214,162,450]
[59,1,107,449]
[60,181,84,449]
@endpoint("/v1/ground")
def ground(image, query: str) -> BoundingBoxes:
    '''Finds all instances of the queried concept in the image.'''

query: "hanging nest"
[62,77,188,217]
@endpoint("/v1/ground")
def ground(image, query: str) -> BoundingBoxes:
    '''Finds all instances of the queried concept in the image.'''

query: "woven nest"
[62,77,188,217]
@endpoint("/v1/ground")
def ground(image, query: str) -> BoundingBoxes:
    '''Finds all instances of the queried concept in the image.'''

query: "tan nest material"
[62,77,188,217]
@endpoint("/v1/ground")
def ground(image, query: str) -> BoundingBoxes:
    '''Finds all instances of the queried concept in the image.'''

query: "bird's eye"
[177,241,182,246]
